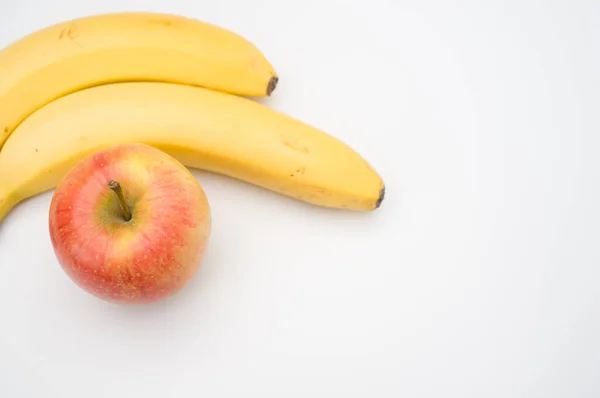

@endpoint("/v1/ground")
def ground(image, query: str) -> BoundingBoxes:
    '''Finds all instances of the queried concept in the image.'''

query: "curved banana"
[0,82,384,222]
[0,11,278,150]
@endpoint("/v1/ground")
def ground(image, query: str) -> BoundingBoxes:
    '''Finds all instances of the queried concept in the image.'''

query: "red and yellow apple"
[48,143,211,304]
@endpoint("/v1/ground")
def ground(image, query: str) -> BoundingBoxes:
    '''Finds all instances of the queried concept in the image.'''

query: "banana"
[0,11,278,150]
[0,82,384,222]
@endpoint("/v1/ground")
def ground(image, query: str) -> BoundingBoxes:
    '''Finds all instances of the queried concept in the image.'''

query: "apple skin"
[48,143,211,304]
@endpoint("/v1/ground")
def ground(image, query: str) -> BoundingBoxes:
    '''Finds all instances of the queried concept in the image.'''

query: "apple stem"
[108,180,132,222]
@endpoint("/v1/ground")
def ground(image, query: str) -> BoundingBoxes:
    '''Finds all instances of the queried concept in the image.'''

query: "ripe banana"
[0,82,384,223]
[0,11,278,150]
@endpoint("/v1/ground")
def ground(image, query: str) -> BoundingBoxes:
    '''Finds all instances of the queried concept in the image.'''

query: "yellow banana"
[0,11,278,150]
[0,82,384,222]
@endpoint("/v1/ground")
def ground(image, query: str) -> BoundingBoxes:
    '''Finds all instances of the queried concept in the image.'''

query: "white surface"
[1,0,599,397]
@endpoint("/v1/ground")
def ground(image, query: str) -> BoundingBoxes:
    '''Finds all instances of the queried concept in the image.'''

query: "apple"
[48,143,211,304]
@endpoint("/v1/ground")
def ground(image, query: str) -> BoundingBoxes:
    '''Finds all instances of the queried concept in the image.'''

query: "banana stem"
[108,180,132,222]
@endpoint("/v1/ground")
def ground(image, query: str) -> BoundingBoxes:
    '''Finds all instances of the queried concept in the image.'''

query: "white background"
[0,0,599,397]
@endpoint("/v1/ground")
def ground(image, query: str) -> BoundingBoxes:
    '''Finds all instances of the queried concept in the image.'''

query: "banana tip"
[267,76,279,96]
[375,186,385,209]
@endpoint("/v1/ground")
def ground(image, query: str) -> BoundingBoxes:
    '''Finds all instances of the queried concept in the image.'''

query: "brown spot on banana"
[281,137,309,154]
[58,25,83,47]
[289,167,306,178]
